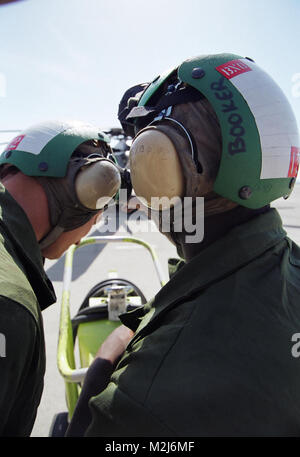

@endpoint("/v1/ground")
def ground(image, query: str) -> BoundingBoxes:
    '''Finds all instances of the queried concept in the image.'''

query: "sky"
[0,0,299,145]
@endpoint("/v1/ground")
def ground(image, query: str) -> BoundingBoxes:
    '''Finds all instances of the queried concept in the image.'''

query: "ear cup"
[129,127,185,210]
[75,159,121,209]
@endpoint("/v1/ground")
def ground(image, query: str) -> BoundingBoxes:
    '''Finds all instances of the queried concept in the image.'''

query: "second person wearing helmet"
[0,120,121,436]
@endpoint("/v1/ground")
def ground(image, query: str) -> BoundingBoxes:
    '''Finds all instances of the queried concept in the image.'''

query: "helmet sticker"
[288,146,300,178]
[3,121,67,156]
[217,58,299,180]
[4,134,25,152]
[0,119,110,179]
[216,59,252,80]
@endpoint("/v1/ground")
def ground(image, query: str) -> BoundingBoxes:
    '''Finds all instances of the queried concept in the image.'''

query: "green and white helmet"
[0,120,111,176]
[0,120,122,249]
[124,53,300,209]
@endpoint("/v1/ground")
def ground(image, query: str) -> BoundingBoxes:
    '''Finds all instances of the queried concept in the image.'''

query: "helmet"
[0,120,112,177]
[122,53,300,209]
[0,120,122,248]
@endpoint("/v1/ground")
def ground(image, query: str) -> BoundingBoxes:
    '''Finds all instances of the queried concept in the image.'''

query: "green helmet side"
[137,53,300,209]
[0,120,111,177]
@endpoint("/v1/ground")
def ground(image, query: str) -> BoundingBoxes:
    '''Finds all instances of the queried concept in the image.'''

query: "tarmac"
[31,186,300,436]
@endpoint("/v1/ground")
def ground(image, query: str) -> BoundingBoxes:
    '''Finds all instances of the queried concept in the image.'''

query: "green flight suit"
[0,183,56,436]
[86,208,300,437]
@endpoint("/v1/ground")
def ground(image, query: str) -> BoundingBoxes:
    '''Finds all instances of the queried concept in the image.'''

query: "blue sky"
[0,0,299,144]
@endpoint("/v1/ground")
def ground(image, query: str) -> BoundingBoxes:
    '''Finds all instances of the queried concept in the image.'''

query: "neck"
[1,172,51,242]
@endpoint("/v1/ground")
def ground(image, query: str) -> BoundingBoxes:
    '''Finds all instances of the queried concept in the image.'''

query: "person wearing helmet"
[0,120,121,436]
[70,54,300,437]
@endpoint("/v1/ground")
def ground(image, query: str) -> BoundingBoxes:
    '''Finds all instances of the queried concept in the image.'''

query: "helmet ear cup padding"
[129,96,223,208]
[129,126,185,209]
[75,159,121,210]
[149,122,206,197]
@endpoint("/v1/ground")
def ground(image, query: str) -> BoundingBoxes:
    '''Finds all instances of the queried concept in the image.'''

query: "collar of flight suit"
[0,182,56,310]
[121,208,287,333]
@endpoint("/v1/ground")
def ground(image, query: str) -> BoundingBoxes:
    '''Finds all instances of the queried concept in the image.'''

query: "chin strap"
[39,226,65,250]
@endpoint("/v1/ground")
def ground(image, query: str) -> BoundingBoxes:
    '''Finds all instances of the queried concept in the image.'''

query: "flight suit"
[86,208,300,437]
[0,183,56,436]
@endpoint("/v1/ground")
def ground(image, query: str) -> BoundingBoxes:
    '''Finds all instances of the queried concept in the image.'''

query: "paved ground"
[31,187,300,436]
